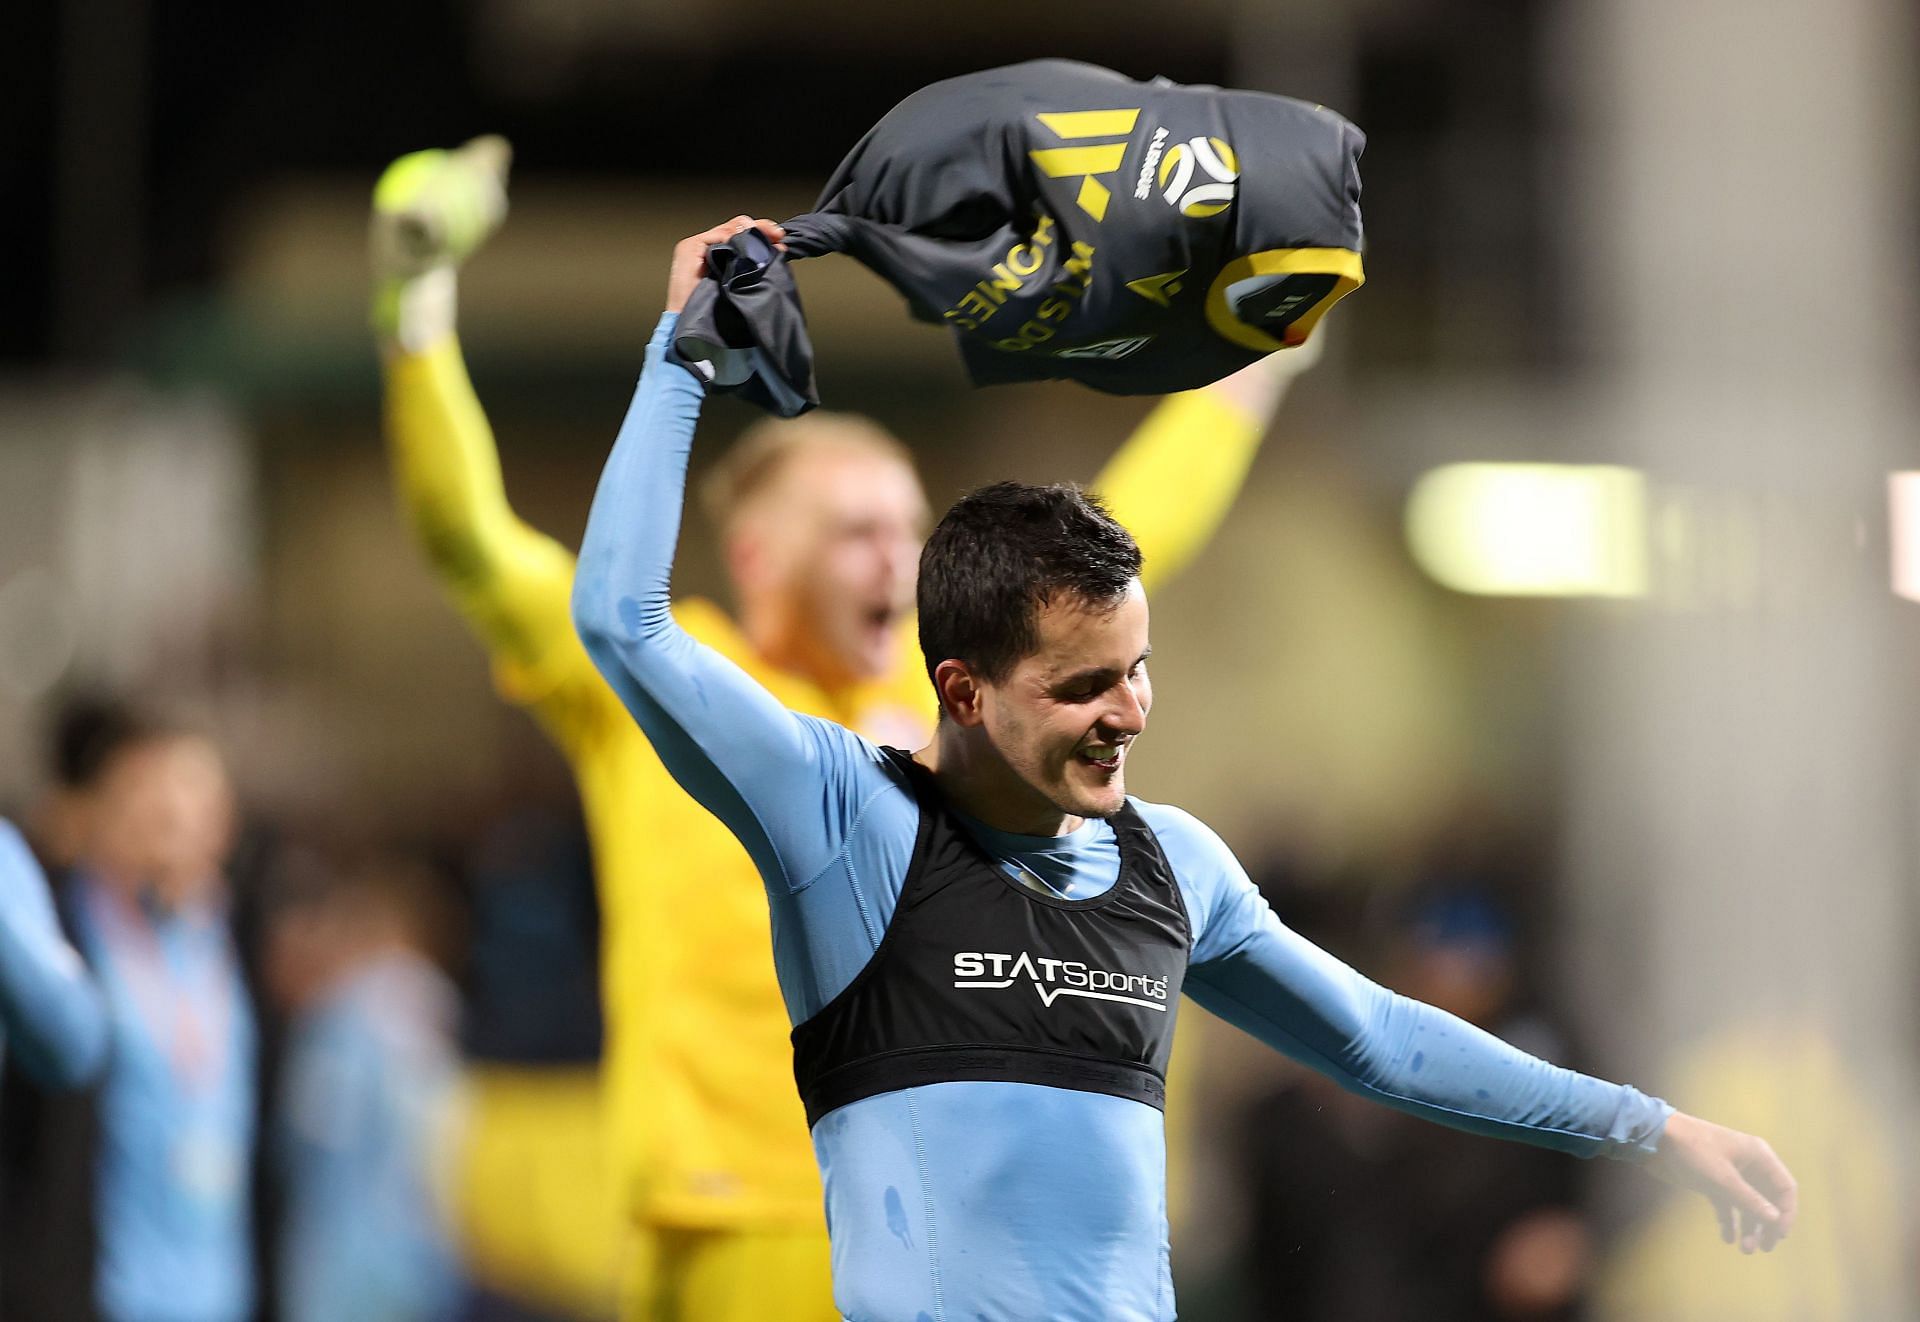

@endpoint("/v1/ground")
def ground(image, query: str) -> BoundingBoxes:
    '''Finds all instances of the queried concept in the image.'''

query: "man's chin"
[1056,778,1128,821]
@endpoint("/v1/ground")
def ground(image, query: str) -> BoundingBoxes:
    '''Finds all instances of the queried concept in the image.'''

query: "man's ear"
[932,659,986,727]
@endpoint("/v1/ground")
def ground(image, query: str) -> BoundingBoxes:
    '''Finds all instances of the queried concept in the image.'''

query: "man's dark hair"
[918,481,1142,686]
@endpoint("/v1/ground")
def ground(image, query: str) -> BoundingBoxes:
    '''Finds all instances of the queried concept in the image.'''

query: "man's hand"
[666,217,786,315]
[1644,1111,1797,1254]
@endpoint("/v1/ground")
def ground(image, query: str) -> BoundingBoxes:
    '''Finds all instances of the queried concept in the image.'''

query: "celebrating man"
[570,216,1798,1321]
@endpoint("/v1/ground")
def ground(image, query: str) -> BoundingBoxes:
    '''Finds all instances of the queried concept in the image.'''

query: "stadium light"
[1405,463,1648,598]
[1891,473,1920,603]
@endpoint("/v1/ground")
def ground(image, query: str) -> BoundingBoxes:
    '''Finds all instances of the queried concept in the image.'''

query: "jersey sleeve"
[383,338,607,746]
[572,313,896,895]
[1088,384,1270,593]
[1147,804,1674,1161]
[0,821,107,1090]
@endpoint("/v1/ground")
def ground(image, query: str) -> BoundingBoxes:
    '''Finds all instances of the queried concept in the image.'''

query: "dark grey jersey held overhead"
[675,59,1365,414]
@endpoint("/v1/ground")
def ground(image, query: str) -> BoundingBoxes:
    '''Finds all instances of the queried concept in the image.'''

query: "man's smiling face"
[976,579,1152,822]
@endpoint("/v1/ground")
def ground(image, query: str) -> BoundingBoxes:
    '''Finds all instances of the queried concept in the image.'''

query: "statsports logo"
[1159,136,1239,218]
[953,950,1170,1012]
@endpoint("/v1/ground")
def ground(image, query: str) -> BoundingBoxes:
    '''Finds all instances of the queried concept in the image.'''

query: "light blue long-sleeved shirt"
[573,315,1673,1322]
[69,872,256,1322]
[0,819,107,1090]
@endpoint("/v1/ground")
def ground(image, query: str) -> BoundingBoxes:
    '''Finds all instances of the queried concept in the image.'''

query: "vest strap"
[801,1044,1165,1127]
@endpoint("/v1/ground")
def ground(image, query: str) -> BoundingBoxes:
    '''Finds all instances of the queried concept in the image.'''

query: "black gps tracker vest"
[791,749,1192,1127]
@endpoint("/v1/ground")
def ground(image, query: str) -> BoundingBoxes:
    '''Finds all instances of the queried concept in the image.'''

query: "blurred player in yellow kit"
[372,136,1317,1321]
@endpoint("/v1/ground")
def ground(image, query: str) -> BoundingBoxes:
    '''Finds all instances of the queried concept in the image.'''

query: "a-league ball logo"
[1158,136,1239,218]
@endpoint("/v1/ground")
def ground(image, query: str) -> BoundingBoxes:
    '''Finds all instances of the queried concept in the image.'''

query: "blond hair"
[699,411,915,538]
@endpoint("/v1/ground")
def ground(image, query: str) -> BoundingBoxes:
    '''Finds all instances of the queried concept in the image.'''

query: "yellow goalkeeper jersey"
[384,339,1272,1235]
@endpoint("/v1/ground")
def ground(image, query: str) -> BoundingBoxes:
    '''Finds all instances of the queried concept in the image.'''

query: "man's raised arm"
[571,218,869,894]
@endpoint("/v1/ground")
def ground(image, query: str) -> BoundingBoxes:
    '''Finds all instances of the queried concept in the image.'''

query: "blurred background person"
[1231,887,1591,1322]
[371,137,1314,1320]
[0,810,108,1313]
[2,709,259,1322]
[450,805,611,1322]
[265,857,466,1322]
[27,697,145,879]
[0,817,108,1092]
[1,699,162,1318]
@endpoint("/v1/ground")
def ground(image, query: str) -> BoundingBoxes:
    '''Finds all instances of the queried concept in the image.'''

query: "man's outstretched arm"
[1165,808,1796,1253]
[571,218,884,894]
[0,821,107,1090]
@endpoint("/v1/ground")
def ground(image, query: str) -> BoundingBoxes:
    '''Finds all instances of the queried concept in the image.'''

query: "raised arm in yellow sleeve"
[1089,342,1318,592]
[375,138,607,743]
[384,339,600,721]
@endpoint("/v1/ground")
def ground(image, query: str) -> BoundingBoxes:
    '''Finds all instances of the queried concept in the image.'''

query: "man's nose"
[1103,678,1149,736]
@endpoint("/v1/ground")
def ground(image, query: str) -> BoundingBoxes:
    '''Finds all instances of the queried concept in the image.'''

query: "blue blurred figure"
[61,720,258,1322]
[267,858,467,1322]
[0,818,108,1091]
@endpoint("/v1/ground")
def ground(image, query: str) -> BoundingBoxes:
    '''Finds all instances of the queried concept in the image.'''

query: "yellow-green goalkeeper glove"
[370,135,511,352]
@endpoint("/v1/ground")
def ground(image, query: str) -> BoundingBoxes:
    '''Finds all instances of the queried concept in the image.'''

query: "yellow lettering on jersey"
[1030,109,1140,223]
[1028,144,1130,178]
[983,265,1023,297]
[1035,109,1142,139]
[1125,270,1188,307]
[985,242,1101,351]
[1005,243,1046,277]
[1075,178,1112,224]
[1060,240,1096,285]
[938,214,1064,328]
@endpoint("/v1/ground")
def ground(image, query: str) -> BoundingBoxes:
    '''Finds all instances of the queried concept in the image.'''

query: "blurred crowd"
[0,697,607,1322]
[0,692,1618,1322]
[1215,852,1598,1322]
